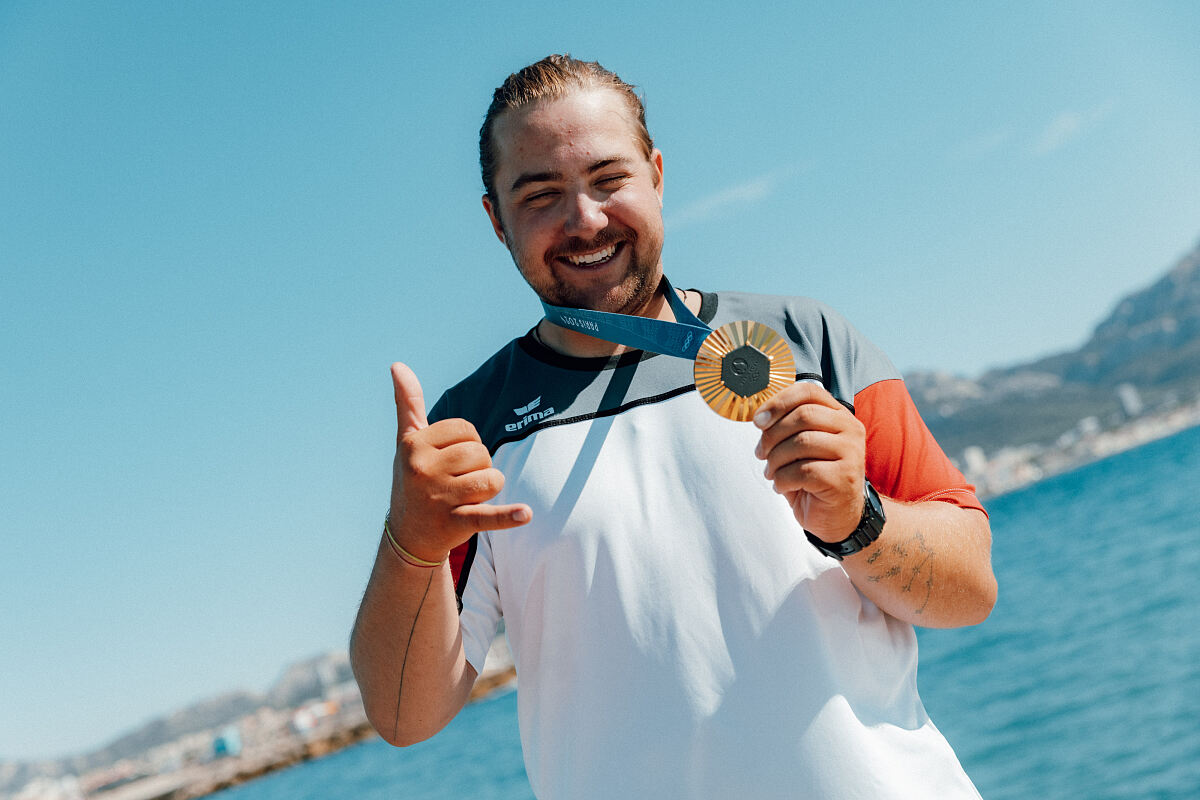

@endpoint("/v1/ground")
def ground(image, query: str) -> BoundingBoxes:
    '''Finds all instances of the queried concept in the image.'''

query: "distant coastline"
[84,667,518,800]
[963,397,1200,499]
[4,644,517,800]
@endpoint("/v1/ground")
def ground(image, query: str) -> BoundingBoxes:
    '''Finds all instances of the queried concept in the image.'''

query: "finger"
[450,502,533,532]
[445,467,508,505]
[422,417,484,449]
[438,440,494,477]
[755,402,854,459]
[391,362,429,435]
[761,430,846,479]
[768,458,857,499]
[753,380,841,430]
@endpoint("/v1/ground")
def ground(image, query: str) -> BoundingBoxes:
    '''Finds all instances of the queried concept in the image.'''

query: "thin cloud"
[666,167,800,230]
[1033,111,1085,155]
[1031,101,1116,156]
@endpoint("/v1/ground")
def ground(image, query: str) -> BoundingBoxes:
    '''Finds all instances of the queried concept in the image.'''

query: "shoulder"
[706,289,899,402]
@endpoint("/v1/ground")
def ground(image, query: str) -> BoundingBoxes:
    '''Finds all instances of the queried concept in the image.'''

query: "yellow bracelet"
[384,518,446,568]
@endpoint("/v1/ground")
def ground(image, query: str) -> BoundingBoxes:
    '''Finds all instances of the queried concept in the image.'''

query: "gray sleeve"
[780,296,901,405]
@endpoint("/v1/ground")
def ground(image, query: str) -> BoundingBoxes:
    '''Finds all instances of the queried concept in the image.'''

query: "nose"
[564,191,608,239]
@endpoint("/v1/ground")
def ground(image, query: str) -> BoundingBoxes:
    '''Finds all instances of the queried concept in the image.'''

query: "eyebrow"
[508,157,633,194]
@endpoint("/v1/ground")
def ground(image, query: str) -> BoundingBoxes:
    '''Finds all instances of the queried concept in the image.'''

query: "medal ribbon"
[539,277,711,359]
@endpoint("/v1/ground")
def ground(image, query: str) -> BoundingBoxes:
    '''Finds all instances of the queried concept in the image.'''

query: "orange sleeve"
[855,378,987,516]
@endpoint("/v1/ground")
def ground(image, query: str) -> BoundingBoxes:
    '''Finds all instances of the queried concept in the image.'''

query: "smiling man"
[482,86,664,324]
[351,54,996,799]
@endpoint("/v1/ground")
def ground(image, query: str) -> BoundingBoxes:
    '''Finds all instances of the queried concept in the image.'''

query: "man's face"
[482,88,665,315]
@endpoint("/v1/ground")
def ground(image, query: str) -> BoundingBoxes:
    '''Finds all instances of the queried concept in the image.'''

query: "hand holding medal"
[541,278,795,421]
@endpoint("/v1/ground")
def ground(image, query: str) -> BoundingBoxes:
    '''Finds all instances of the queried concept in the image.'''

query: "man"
[351,54,996,798]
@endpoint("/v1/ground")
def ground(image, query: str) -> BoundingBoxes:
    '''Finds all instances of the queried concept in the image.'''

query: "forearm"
[840,500,996,628]
[349,538,476,746]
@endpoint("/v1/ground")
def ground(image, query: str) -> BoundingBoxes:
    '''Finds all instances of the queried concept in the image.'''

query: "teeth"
[567,244,617,265]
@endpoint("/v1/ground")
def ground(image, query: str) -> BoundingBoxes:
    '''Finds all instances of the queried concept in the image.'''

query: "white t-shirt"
[432,291,983,799]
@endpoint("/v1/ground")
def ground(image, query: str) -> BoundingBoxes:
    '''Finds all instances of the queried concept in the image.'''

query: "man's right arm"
[349,362,531,746]
[349,536,475,746]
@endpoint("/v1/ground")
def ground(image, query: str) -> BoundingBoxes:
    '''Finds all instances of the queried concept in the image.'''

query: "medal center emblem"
[721,344,771,398]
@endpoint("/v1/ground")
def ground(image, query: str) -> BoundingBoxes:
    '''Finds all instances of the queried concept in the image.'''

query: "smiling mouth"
[563,242,620,267]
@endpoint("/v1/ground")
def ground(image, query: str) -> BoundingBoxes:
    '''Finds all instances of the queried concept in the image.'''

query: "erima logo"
[506,396,556,432]
[514,396,541,415]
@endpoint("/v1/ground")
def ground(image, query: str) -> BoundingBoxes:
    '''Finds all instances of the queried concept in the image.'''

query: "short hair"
[479,54,654,203]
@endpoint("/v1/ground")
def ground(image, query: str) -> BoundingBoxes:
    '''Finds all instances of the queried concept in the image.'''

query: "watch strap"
[805,480,886,560]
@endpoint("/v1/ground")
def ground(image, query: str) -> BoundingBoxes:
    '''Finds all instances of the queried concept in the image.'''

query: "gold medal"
[693,320,795,421]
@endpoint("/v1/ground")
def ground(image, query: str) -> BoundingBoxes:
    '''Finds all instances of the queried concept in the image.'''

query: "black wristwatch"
[805,480,887,560]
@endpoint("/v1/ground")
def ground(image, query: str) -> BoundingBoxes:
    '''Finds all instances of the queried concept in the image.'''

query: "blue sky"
[2,1,1198,761]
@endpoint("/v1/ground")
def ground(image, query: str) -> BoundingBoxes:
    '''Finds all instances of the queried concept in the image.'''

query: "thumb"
[391,362,429,434]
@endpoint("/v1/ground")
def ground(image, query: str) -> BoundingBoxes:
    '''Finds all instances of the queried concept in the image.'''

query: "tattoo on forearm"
[867,531,935,614]
[392,569,435,741]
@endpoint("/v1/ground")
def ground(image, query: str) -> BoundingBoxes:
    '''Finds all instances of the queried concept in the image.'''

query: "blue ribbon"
[540,277,711,359]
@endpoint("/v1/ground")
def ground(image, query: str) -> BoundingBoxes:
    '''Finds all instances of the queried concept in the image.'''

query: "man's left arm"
[754,381,997,628]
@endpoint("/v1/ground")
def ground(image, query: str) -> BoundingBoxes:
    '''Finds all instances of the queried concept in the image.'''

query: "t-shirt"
[429,289,984,799]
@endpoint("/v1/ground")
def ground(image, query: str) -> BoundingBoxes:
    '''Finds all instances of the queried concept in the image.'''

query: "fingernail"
[753,410,771,429]
[754,441,764,459]
[513,508,531,523]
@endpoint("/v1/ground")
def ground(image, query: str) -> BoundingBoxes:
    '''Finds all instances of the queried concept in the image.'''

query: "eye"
[596,174,629,188]
[522,189,559,207]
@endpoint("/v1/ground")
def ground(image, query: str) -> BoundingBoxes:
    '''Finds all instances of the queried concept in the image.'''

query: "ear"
[482,194,507,245]
[651,148,664,207]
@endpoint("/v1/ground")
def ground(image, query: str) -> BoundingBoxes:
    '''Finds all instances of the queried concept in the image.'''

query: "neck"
[536,280,702,359]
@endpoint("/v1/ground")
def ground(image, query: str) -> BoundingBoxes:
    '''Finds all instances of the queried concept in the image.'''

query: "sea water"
[209,426,1200,800]
[918,424,1199,798]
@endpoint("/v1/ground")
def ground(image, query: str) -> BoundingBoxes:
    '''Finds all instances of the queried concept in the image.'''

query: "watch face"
[693,320,795,421]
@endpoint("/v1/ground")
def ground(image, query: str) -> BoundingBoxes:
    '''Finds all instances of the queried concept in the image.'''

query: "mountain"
[908,238,1200,462]
[0,652,352,797]
[265,651,354,710]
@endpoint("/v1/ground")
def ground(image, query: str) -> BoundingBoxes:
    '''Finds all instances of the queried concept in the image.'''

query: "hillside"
[908,238,1200,463]
[0,652,353,796]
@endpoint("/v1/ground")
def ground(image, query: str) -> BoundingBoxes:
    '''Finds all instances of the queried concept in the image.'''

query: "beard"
[512,224,664,316]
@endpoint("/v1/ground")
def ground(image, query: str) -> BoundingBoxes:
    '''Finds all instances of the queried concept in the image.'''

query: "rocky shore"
[80,666,517,800]
[6,644,517,800]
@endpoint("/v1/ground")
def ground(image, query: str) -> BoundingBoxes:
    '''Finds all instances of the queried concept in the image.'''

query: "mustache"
[547,229,629,260]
